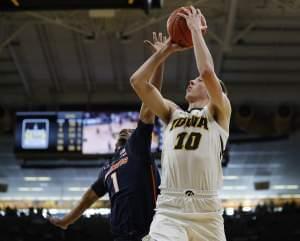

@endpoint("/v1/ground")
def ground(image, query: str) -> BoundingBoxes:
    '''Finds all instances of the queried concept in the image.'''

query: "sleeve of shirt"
[91,167,107,197]
[127,120,154,158]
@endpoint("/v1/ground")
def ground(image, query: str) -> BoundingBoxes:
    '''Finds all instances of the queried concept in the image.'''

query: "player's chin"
[119,134,130,140]
[185,93,191,102]
[117,138,127,146]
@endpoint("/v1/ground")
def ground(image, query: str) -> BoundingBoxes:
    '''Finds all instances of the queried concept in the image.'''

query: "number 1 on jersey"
[174,132,202,150]
[111,172,119,193]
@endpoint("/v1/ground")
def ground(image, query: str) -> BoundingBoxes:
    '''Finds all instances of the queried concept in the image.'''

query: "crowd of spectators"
[224,201,300,241]
[0,202,299,241]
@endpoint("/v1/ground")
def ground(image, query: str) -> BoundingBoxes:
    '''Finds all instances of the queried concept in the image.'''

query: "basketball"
[167,7,206,47]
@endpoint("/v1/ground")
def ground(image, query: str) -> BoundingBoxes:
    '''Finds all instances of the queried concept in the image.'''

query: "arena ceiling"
[0,0,300,110]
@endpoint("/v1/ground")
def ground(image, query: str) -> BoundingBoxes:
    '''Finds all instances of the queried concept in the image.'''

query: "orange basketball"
[167,7,206,48]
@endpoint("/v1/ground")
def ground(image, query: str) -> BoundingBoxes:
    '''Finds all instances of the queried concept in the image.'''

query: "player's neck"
[188,99,208,111]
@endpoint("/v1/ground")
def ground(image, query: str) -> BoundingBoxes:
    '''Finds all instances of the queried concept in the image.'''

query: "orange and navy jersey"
[91,120,160,240]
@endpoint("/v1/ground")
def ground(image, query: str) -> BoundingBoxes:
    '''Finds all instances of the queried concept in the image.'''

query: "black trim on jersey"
[220,135,225,160]
[187,107,204,113]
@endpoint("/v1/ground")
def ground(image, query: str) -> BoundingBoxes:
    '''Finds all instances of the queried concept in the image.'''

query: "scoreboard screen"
[56,112,83,153]
[21,119,49,150]
[15,111,162,159]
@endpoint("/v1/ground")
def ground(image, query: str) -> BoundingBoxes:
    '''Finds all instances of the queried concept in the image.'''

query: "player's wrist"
[157,45,172,57]
[190,26,203,34]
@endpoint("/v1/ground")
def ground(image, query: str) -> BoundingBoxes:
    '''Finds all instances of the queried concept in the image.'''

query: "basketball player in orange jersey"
[130,6,231,241]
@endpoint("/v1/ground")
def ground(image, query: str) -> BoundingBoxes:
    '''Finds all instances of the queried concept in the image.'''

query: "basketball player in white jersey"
[130,6,231,241]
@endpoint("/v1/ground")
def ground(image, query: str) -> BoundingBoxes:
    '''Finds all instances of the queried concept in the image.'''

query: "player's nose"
[189,80,195,86]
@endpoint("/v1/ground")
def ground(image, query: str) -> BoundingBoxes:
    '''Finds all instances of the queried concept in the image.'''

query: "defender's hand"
[48,216,69,230]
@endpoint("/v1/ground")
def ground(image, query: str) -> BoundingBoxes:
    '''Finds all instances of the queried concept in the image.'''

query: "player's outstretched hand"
[144,32,191,55]
[144,32,167,53]
[48,216,69,230]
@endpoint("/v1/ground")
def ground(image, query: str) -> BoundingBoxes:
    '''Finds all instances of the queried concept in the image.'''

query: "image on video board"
[82,112,161,154]
[21,119,49,149]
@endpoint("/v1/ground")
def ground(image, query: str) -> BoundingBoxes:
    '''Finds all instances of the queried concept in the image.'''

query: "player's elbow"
[130,75,142,91]
[130,70,145,86]
[130,75,148,95]
[130,75,138,88]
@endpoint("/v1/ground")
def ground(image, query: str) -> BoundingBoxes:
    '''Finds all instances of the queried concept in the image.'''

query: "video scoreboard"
[15,111,162,160]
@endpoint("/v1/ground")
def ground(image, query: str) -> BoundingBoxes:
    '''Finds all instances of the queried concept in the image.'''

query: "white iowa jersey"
[160,106,229,192]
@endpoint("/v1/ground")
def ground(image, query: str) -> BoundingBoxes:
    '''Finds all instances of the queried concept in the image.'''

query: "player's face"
[185,77,208,102]
[115,129,133,150]
[118,129,133,141]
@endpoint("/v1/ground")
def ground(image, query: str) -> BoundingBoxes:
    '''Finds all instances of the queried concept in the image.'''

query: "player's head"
[115,129,134,151]
[185,76,227,103]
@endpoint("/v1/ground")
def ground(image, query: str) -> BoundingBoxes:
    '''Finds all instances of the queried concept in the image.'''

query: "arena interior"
[0,0,300,240]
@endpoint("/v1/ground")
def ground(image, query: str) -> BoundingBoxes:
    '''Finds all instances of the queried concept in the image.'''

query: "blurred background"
[0,0,300,240]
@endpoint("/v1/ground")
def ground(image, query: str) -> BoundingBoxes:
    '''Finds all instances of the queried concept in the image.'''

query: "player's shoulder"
[164,99,179,110]
[94,161,111,181]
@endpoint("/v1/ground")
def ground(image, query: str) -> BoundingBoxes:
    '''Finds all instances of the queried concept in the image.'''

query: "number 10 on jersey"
[174,132,202,150]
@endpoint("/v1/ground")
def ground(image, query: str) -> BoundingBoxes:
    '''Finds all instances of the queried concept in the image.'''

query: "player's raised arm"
[130,36,182,124]
[48,188,99,229]
[139,32,166,124]
[178,7,231,128]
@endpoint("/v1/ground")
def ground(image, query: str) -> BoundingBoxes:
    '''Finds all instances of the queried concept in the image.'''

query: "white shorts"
[144,189,226,241]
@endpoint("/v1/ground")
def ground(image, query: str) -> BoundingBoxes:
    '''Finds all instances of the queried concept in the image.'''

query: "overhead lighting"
[24,177,37,181]
[98,208,111,215]
[223,186,247,190]
[68,187,88,192]
[18,187,43,192]
[287,185,299,190]
[223,176,239,180]
[225,208,234,216]
[280,194,293,198]
[242,206,252,212]
[18,187,30,191]
[62,196,81,200]
[223,186,233,190]
[235,186,247,190]
[84,208,110,217]
[272,185,298,190]
[272,185,285,190]
[24,177,51,182]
